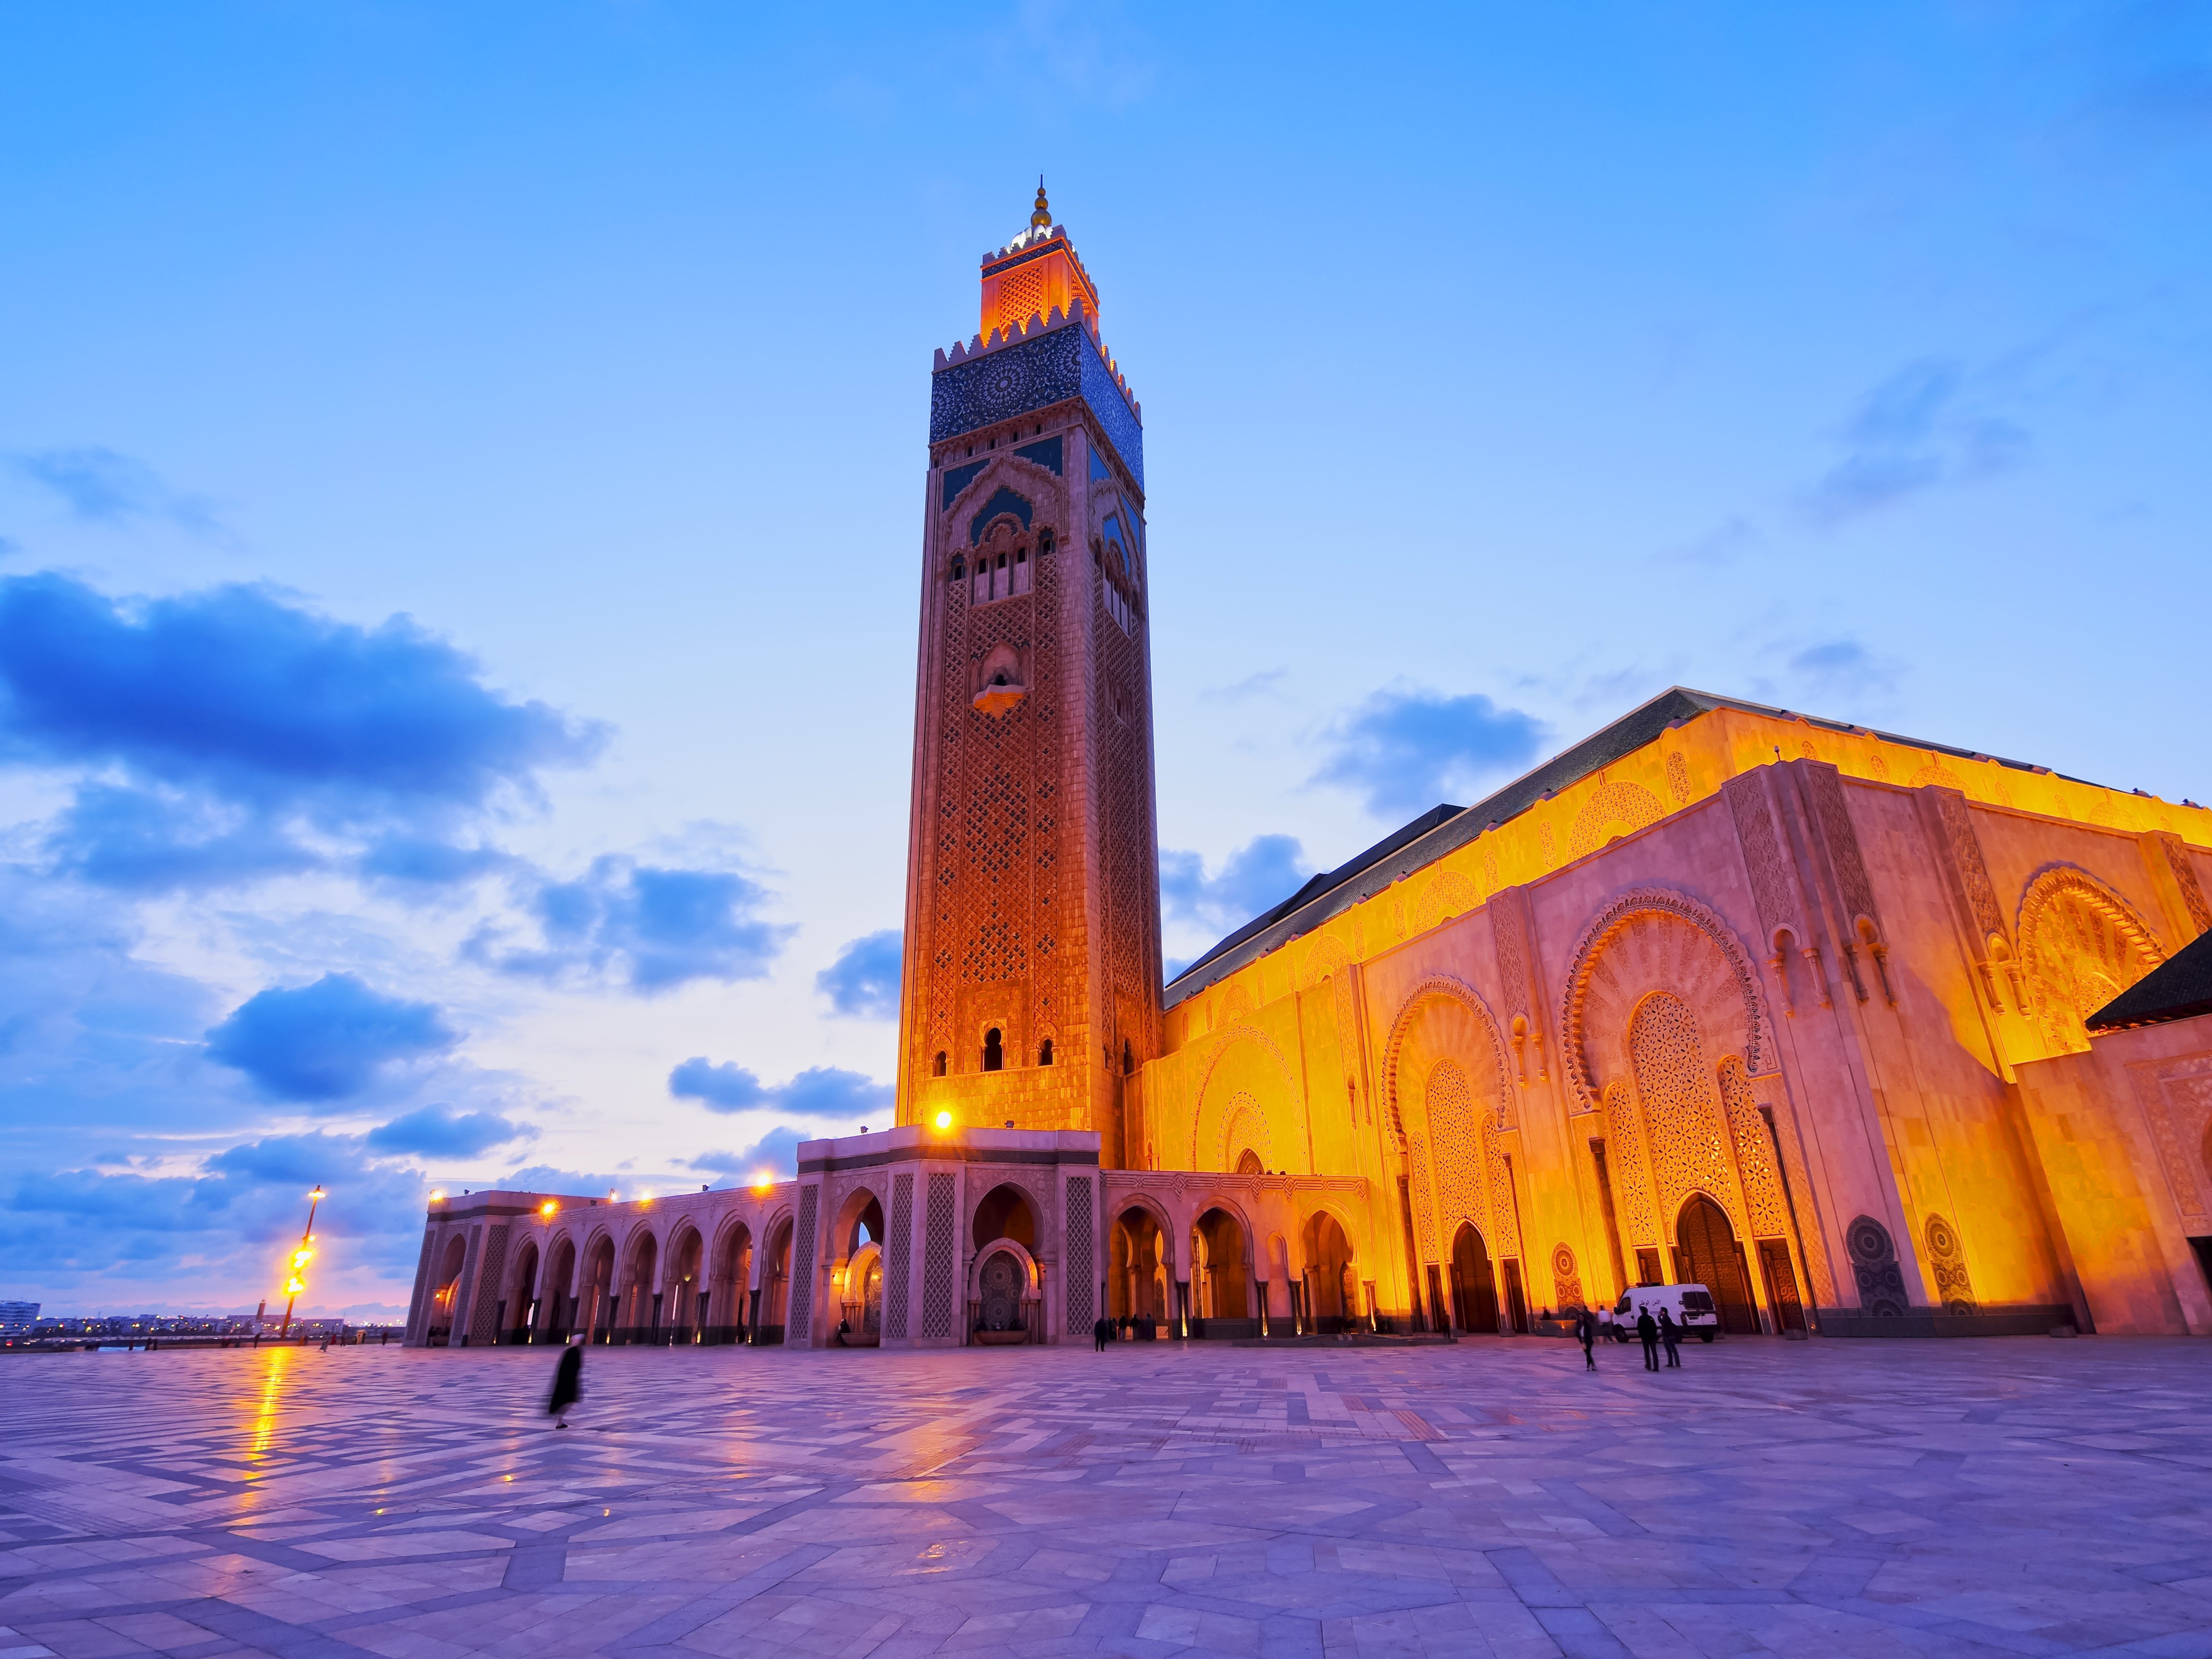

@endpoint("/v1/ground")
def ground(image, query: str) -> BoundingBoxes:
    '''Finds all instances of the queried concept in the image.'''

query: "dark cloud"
[1804,359,2028,524]
[816,929,902,1019]
[1786,639,1904,704]
[1160,834,1310,934]
[668,1058,891,1120]
[46,784,322,891]
[0,574,601,813]
[10,446,225,538]
[204,973,459,1102]
[686,1127,816,1182]
[1314,687,1544,821]
[478,856,791,992]
[365,1105,535,1158]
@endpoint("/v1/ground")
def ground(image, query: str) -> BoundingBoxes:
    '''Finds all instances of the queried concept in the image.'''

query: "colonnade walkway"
[1,1338,2208,1656]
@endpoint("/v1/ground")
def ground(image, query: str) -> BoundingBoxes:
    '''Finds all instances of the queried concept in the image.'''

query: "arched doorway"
[975,1246,1026,1335]
[1302,1211,1357,1333]
[1449,1223,1500,1334]
[619,1231,659,1344]
[428,1235,467,1346]
[971,1182,1036,1251]
[542,1237,577,1340]
[757,1219,792,1343]
[506,1240,540,1343]
[1191,1207,1253,1335]
[712,1223,752,1344]
[1676,1195,1759,1334]
[1235,1149,1263,1176]
[666,1226,703,1344]
[1110,1204,1170,1333]
[580,1237,616,1343]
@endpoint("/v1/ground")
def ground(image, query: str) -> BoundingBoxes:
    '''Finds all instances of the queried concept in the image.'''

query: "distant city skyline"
[2,2,2207,1315]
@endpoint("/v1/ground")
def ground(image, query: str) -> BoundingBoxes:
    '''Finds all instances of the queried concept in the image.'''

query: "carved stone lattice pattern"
[2019,869,2165,1053]
[1724,774,1794,942]
[1540,823,1558,869]
[1483,1120,1521,1259]
[1414,870,1481,935]
[1426,1062,1486,1238]
[2155,832,2212,937]
[1935,791,2007,944]
[1805,765,1879,928]
[1666,751,1692,806]
[1222,1090,1271,1172]
[1096,534,1160,1084]
[1718,1058,1789,1238]
[1604,1081,1658,1248]
[786,1185,820,1344]
[1483,845,1500,891]
[1408,1138,1438,1262]
[1065,1175,1095,1334]
[1923,1212,1976,1313]
[1569,780,1667,859]
[1846,1213,1908,1317]
[884,1173,915,1340]
[921,1173,958,1338]
[1551,1243,1584,1314]
[468,1227,507,1346]
[1763,1101,1836,1304]
[1563,891,1768,1110]
[1629,994,1742,1246]
[2128,1061,2212,1222]
[1911,763,1965,790]
[1491,888,1532,1024]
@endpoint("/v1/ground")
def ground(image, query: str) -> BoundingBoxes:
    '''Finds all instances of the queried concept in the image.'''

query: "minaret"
[895,183,1161,1158]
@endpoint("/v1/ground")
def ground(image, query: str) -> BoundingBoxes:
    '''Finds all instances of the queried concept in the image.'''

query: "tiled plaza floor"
[2,1337,2210,1659]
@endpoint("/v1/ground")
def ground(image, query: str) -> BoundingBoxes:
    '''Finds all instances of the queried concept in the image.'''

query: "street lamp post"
[279,1186,324,1339]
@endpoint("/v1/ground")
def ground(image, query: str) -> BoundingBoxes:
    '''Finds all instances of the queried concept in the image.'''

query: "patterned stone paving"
[3,1337,2211,1658]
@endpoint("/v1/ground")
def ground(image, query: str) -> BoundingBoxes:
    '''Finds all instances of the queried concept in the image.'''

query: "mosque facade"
[405,194,2212,1349]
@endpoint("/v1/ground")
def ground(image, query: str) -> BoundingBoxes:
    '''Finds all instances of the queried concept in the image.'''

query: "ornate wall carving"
[1666,751,1692,806]
[1935,792,2006,945]
[1483,1120,1521,1259]
[1723,773,1797,947]
[921,1173,958,1338]
[1803,763,1880,931]
[1922,1213,1976,1313]
[1569,780,1667,859]
[1628,993,1742,1244]
[885,1172,915,1340]
[2125,1056,2212,1225]
[1065,1174,1095,1334]
[2017,867,2166,1052]
[1551,1242,1585,1313]
[2152,831,2212,937]
[1846,1214,1908,1316]
[1413,870,1481,935]
[1408,1137,1438,1261]
[785,1184,820,1343]
[1561,889,1768,1111]
[1381,976,1514,1138]
[1425,1061,1486,1238]
[1604,1080,1658,1249]
[1718,1058,1789,1238]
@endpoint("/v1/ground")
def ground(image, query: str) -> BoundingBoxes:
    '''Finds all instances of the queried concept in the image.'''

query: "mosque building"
[406,189,2212,1349]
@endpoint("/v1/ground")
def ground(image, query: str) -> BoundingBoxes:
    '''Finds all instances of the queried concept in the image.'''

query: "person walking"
[1576,1306,1597,1371]
[1636,1305,1659,1372]
[1092,1316,1108,1351]
[1659,1308,1683,1369]
[547,1341,583,1429]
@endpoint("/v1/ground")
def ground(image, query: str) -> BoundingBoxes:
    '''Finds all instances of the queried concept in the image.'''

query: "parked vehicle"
[1602,1284,1719,1342]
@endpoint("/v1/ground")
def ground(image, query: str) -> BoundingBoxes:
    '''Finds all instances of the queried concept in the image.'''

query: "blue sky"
[2,3,2206,1315]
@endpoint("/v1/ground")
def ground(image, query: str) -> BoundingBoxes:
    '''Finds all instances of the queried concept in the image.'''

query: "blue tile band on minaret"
[931,324,1144,489]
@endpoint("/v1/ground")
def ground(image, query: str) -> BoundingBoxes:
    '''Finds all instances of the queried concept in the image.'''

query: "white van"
[1603,1284,1719,1343]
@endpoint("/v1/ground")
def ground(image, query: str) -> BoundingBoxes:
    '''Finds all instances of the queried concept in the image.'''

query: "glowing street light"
[540,1200,558,1218]
[279,1185,324,1338]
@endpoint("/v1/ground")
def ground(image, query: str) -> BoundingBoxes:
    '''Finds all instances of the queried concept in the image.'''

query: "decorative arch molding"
[1560,887,1769,1111]
[2016,864,2167,1053]
[1380,974,1515,1141]
[967,1235,1041,1299]
[1182,1192,1261,1263]
[1106,1191,1182,1272]
[1190,1026,1299,1171]
[1222,1090,1274,1173]
[1568,780,1668,860]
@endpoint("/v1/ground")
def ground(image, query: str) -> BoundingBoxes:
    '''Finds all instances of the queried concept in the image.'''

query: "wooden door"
[1677,1196,1760,1334]
[1757,1239,1805,1332]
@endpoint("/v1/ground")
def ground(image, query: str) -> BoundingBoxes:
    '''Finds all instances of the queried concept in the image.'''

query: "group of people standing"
[1573,1304,1686,1371]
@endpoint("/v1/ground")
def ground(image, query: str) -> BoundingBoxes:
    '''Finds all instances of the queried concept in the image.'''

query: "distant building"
[0,1302,39,1338]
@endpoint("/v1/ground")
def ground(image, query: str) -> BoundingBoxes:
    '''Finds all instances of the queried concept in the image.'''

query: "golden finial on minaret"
[1030,176,1052,232]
